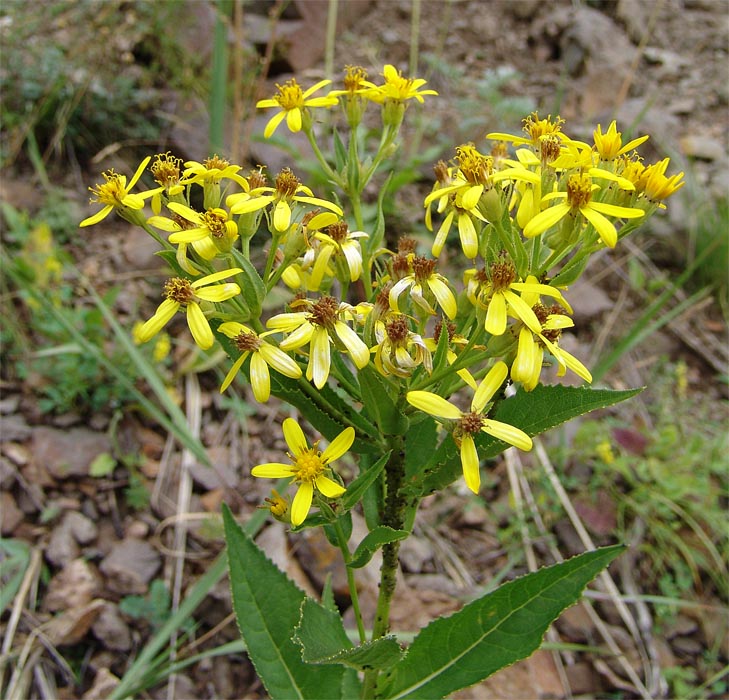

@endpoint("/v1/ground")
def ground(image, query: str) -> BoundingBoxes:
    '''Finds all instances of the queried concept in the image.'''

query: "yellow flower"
[592,120,649,161]
[136,268,241,350]
[164,203,239,253]
[365,64,438,104]
[509,279,592,391]
[389,255,457,319]
[149,152,186,214]
[262,489,290,522]
[218,321,302,402]
[256,78,339,139]
[80,156,160,227]
[308,217,369,287]
[226,168,342,233]
[251,418,352,526]
[486,112,569,151]
[407,362,532,493]
[372,313,432,379]
[523,172,645,248]
[465,261,565,336]
[638,157,685,204]
[181,155,248,187]
[267,296,370,389]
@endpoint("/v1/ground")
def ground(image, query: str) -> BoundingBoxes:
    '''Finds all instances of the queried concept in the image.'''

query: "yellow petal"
[220,354,247,393]
[79,205,113,227]
[457,212,478,258]
[282,418,308,456]
[137,299,179,342]
[315,475,346,498]
[186,302,214,350]
[523,203,570,238]
[334,321,369,369]
[472,361,508,413]
[218,321,247,338]
[252,463,294,478]
[273,200,292,232]
[260,344,302,379]
[192,268,242,287]
[309,327,331,388]
[321,427,355,464]
[485,291,507,336]
[264,110,287,139]
[291,482,314,526]
[406,391,462,420]
[286,107,303,133]
[194,282,241,302]
[581,206,617,248]
[250,352,271,402]
[460,435,481,494]
[427,277,457,320]
[482,419,532,451]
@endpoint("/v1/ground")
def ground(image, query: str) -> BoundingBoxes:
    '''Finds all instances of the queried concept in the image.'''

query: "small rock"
[0,457,16,489]
[46,522,81,568]
[672,636,703,656]
[82,667,120,700]
[665,614,699,639]
[121,225,165,271]
[0,395,20,414]
[399,535,434,573]
[92,602,132,652]
[568,278,613,322]
[125,520,149,539]
[1,414,31,442]
[0,491,23,535]
[680,133,723,161]
[565,660,604,696]
[65,511,99,545]
[45,558,101,612]
[100,538,162,595]
[188,446,237,490]
[33,426,112,479]
[45,599,106,646]
[2,442,30,466]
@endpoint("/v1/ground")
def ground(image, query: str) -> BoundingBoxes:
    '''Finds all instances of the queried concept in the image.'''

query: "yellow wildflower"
[136,268,241,350]
[80,156,160,227]
[407,361,532,493]
[256,78,338,139]
[218,321,302,401]
[251,418,352,526]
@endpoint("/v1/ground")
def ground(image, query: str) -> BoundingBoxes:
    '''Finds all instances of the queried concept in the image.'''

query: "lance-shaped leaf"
[378,545,625,700]
[348,526,409,569]
[359,365,409,435]
[222,505,358,699]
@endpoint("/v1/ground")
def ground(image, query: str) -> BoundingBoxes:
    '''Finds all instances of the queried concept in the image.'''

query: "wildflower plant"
[81,64,683,699]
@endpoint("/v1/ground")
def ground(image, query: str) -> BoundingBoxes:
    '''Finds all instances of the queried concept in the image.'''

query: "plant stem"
[332,518,367,644]
[362,437,407,697]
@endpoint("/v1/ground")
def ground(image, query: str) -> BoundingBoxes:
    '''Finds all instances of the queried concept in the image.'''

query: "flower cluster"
[80,67,682,518]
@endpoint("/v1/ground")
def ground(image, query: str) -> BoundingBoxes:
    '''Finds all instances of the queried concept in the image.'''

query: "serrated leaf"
[222,505,354,699]
[378,545,625,700]
[358,366,409,435]
[295,597,353,662]
[341,451,390,511]
[404,416,438,482]
[419,385,641,495]
[308,635,404,672]
[348,526,409,569]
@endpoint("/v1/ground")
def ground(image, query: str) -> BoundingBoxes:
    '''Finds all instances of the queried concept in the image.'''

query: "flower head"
[389,255,457,319]
[136,268,241,350]
[80,156,160,227]
[256,78,339,139]
[267,296,370,388]
[366,64,438,105]
[251,418,352,526]
[592,120,649,161]
[372,312,432,378]
[523,172,645,248]
[227,168,342,233]
[218,321,302,401]
[407,362,532,493]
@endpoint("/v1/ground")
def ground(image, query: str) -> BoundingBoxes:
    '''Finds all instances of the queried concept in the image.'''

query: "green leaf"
[222,504,355,699]
[378,545,625,700]
[332,128,347,173]
[358,366,409,435]
[348,526,409,569]
[89,452,116,477]
[295,597,353,661]
[308,635,404,673]
[419,385,642,495]
[404,416,438,482]
[0,538,31,614]
[230,247,266,318]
